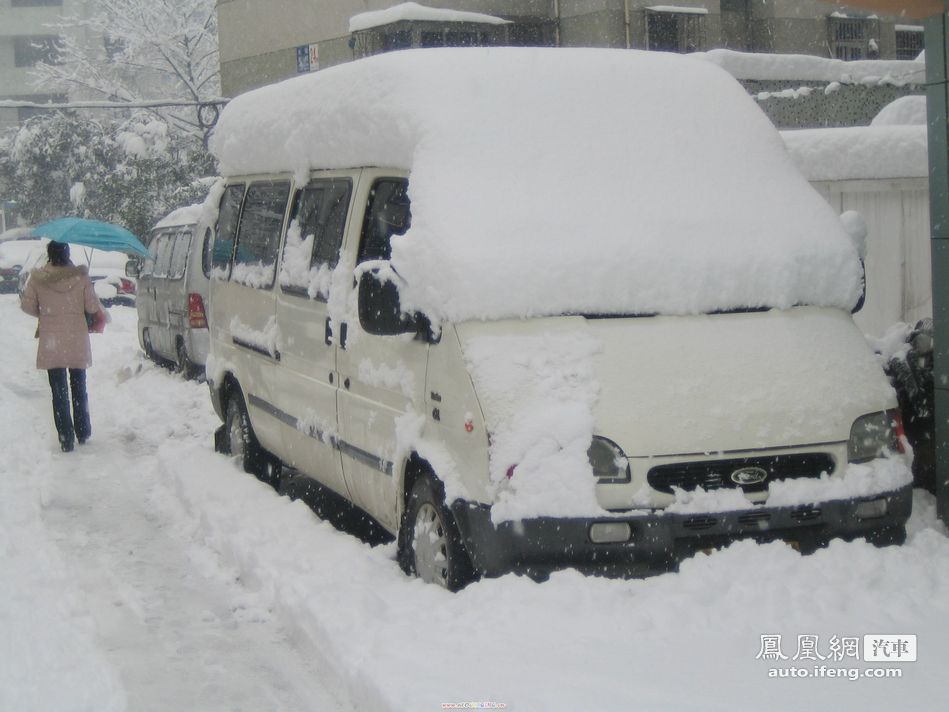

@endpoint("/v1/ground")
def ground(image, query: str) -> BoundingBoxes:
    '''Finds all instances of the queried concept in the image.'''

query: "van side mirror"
[358,268,416,336]
[840,211,867,260]
[125,259,141,278]
[853,260,866,314]
[840,212,868,314]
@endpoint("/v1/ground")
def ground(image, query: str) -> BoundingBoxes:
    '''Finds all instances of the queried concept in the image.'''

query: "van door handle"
[339,322,348,350]
[324,317,333,345]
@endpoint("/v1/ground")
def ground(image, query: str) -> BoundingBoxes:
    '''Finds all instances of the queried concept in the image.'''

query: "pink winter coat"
[20,264,103,370]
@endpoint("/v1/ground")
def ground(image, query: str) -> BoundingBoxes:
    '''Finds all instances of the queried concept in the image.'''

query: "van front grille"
[647,453,835,495]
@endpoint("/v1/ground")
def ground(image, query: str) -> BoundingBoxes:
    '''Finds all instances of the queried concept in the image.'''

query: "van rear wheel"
[224,389,281,490]
[142,329,155,362]
[175,339,197,380]
[398,474,475,591]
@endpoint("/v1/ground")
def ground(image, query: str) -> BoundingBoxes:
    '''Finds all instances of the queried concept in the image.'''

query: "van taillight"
[120,278,136,294]
[188,293,208,328]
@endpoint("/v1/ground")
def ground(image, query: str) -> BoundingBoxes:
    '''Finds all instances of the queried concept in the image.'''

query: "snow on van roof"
[211,48,863,322]
[152,204,203,231]
[781,125,927,182]
[349,2,510,32]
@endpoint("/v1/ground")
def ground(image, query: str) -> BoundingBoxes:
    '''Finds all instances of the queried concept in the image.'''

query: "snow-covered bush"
[0,112,214,238]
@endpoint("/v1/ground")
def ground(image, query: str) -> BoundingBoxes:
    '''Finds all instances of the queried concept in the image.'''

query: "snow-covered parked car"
[10,237,136,306]
[130,204,212,378]
[0,236,42,293]
[205,48,913,590]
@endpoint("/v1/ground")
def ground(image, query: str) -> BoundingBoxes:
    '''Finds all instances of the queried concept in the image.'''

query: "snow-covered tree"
[0,112,214,238]
[32,0,221,146]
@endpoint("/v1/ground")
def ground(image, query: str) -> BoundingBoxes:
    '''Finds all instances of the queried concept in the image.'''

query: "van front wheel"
[224,390,281,489]
[398,474,475,591]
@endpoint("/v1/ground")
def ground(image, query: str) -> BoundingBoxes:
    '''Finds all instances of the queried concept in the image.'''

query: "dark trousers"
[47,368,90,449]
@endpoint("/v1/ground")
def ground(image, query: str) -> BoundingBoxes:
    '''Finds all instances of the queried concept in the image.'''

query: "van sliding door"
[272,174,355,499]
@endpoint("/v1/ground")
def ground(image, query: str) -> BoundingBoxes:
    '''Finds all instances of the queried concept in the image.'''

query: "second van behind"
[133,205,212,378]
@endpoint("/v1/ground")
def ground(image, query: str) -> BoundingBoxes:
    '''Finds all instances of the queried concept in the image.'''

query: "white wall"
[810,177,931,336]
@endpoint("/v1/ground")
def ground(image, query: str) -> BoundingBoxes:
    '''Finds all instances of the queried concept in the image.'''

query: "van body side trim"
[232,336,280,361]
[337,441,394,476]
[246,393,393,476]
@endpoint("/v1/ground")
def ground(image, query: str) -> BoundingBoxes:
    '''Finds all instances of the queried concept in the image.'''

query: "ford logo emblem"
[730,466,768,485]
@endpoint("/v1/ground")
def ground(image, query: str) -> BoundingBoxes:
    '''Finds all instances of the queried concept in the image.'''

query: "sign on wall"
[296,44,319,73]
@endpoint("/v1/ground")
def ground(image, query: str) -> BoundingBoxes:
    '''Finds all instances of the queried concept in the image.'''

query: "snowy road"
[3,295,949,712]
[1,299,352,712]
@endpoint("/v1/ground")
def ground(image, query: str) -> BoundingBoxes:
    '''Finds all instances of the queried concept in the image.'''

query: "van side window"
[153,234,174,278]
[211,183,245,277]
[279,179,351,299]
[141,232,162,277]
[357,179,411,264]
[232,180,291,289]
[169,230,192,280]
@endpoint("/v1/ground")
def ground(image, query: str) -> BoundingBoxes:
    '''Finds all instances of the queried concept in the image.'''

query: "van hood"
[458,307,896,459]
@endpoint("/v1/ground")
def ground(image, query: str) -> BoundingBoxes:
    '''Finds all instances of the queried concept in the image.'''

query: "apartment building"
[217,1,924,97]
[0,0,99,131]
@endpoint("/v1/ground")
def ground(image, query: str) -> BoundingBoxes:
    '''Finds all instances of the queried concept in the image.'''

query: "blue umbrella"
[33,217,149,257]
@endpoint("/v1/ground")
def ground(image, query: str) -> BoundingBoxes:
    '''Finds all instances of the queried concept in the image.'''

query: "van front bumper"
[450,484,913,579]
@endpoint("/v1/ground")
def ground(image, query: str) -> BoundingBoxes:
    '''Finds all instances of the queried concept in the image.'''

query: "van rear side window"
[232,180,291,289]
[211,183,245,277]
[152,233,175,278]
[169,230,192,279]
[279,178,351,299]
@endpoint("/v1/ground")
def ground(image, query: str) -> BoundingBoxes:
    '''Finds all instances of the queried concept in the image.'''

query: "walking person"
[20,240,105,452]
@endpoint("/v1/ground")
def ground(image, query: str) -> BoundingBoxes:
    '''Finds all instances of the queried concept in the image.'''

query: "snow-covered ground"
[2,295,948,711]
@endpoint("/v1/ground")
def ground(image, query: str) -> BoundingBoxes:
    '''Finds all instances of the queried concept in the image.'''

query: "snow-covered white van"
[132,205,212,377]
[206,48,912,590]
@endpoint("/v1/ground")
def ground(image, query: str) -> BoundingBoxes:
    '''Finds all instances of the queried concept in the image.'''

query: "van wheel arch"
[397,456,476,591]
[222,381,281,489]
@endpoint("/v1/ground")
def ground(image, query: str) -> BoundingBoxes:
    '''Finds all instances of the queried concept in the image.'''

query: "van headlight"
[848,409,904,463]
[588,436,630,483]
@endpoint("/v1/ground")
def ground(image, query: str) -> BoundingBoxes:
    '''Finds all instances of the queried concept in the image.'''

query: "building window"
[13,35,62,67]
[829,16,878,60]
[646,8,707,53]
[352,21,508,58]
[104,36,126,61]
[895,25,924,60]
[12,0,64,6]
[382,30,413,52]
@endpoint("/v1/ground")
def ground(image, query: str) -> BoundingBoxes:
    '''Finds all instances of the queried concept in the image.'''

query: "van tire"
[175,339,197,380]
[398,473,475,591]
[142,329,155,362]
[224,389,282,490]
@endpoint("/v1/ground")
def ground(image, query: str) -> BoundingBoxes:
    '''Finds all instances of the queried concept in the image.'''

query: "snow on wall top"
[694,48,924,85]
[782,125,927,182]
[211,48,862,322]
[871,94,927,126]
[152,204,204,231]
[349,2,510,32]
